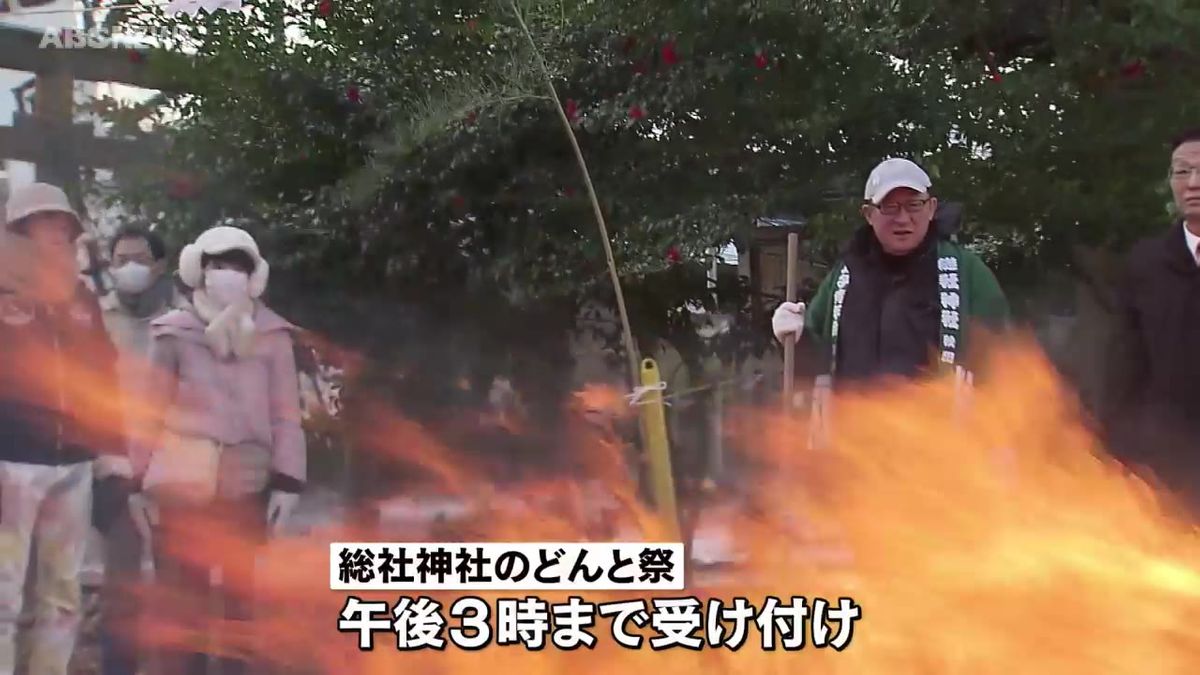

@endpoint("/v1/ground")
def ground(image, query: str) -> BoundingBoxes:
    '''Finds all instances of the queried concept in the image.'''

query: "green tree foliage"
[84,0,1200,499]
[98,0,1200,393]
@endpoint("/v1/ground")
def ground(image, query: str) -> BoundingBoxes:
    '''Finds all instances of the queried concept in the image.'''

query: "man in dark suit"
[1104,128,1200,516]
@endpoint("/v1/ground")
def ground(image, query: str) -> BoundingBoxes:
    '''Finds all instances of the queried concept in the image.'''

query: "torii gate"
[0,22,174,196]
[0,19,185,290]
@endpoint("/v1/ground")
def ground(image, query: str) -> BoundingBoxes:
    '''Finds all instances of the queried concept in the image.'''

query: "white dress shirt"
[1186,222,1200,266]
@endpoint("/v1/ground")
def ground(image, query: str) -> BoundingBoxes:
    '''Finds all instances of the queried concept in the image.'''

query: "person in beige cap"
[0,182,85,303]
[770,159,1010,444]
[0,182,130,675]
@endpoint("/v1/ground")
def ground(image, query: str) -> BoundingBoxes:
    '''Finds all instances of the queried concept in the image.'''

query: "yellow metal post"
[638,358,681,541]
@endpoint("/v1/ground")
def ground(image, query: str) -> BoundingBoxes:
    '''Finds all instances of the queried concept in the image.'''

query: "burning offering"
[111,336,1200,674]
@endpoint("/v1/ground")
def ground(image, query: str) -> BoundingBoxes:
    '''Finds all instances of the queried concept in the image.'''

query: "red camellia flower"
[564,98,579,122]
[666,246,682,265]
[127,50,145,64]
[1120,58,1146,79]
[754,51,769,69]
[317,0,333,18]
[166,173,200,200]
[661,40,679,67]
[628,105,646,120]
[986,51,1001,83]
[346,85,362,103]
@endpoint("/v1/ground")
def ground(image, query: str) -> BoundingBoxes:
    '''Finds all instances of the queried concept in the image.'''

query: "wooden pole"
[0,120,164,169]
[704,357,724,481]
[782,232,800,409]
[0,24,178,92]
[33,68,75,189]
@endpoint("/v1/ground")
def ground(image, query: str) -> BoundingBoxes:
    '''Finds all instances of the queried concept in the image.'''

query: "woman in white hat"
[130,225,305,675]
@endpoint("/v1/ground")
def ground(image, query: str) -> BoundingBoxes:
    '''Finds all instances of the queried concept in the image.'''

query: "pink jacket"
[138,303,306,486]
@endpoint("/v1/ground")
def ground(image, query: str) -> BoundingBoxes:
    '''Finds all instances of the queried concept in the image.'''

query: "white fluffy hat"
[178,225,269,298]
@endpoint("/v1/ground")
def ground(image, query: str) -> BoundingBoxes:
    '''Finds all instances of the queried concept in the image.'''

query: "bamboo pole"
[509,4,670,530]
[509,0,641,389]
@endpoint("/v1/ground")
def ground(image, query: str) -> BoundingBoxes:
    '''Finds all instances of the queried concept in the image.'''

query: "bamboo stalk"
[508,0,641,388]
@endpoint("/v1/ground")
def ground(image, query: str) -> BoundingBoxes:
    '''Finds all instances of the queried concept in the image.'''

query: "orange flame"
[28,325,1200,672]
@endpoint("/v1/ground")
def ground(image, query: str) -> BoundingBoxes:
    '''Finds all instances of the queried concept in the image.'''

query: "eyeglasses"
[869,198,931,216]
[1170,166,1200,181]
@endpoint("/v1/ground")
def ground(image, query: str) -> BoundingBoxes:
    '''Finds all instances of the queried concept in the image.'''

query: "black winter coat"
[0,285,126,465]
[1103,222,1200,511]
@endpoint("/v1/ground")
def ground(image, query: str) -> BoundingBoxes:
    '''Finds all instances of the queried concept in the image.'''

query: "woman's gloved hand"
[267,491,300,537]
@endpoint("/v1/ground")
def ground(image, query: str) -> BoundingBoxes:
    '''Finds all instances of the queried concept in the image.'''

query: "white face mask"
[204,268,251,307]
[111,262,155,295]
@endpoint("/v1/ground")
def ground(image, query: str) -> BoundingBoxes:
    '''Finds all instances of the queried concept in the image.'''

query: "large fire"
[38,328,1200,672]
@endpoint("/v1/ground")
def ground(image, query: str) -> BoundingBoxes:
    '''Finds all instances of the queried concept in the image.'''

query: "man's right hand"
[772,301,806,343]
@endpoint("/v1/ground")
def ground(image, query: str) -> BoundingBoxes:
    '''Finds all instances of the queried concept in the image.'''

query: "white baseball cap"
[863,158,932,205]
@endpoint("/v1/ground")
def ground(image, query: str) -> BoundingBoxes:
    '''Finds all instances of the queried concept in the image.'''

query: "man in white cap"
[0,183,129,675]
[772,158,1010,391]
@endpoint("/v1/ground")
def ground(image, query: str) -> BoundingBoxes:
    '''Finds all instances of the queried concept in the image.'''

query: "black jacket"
[0,285,126,465]
[826,225,943,384]
[1103,222,1200,507]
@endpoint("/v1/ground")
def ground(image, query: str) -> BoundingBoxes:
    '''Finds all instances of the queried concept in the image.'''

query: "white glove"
[95,455,134,479]
[128,492,158,544]
[772,302,806,343]
[267,491,300,537]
